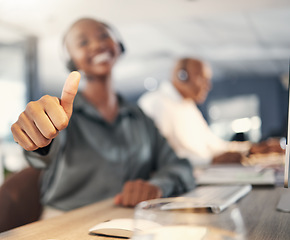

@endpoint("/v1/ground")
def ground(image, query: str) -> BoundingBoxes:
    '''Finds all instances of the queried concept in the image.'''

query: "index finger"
[60,71,81,118]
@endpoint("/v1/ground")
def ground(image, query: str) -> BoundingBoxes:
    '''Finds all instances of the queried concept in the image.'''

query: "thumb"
[60,71,81,119]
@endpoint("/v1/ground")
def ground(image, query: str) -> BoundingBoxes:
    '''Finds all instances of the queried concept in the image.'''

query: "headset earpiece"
[118,41,125,54]
[177,69,188,82]
[101,22,126,54]
[66,59,78,72]
[177,59,188,82]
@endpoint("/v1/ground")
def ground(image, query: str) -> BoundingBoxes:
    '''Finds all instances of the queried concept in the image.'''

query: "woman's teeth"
[92,52,111,64]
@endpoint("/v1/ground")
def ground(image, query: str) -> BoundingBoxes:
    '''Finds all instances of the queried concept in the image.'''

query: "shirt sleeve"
[24,132,65,169]
[142,112,196,197]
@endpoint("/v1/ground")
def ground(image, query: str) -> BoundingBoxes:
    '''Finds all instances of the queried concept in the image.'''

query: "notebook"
[162,184,252,213]
[89,218,161,238]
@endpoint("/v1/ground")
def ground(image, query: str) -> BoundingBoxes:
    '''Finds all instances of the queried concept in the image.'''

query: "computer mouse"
[88,218,161,238]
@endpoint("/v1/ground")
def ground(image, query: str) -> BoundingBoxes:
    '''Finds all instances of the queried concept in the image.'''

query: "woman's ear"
[172,77,188,99]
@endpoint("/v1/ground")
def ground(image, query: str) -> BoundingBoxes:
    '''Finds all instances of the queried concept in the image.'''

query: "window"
[207,94,261,142]
[0,45,27,141]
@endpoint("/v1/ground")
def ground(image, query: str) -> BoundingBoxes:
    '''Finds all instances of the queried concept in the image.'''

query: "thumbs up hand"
[11,71,81,151]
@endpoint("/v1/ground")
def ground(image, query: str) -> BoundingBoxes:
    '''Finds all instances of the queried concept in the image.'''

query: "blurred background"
[0,0,289,177]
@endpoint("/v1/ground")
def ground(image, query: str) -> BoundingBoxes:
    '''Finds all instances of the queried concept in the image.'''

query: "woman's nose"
[204,78,211,90]
[207,81,212,90]
[89,39,104,51]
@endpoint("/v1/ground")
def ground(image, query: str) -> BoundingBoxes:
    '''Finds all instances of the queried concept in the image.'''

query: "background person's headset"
[63,20,126,72]
[177,58,189,82]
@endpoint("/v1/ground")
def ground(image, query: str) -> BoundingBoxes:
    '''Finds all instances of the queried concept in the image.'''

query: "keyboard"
[162,185,252,213]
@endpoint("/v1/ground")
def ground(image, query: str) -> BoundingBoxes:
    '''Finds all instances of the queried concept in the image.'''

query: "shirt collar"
[159,81,194,104]
[73,92,136,120]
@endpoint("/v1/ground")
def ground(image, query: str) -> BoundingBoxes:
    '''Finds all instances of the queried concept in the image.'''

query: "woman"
[10,18,195,212]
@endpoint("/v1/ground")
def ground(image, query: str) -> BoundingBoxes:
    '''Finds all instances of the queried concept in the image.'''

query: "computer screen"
[284,65,290,188]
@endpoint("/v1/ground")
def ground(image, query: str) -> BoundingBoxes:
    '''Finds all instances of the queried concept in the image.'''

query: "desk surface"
[1,187,290,240]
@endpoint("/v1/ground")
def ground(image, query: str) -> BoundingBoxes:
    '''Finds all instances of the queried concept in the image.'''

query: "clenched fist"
[11,71,81,151]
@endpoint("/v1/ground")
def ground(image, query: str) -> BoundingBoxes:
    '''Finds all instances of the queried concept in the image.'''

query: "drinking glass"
[132,197,246,240]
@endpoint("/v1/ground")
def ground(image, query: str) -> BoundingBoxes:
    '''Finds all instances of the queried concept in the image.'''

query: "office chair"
[0,167,43,233]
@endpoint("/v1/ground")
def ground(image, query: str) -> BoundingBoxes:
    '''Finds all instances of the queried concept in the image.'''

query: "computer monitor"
[277,66,290,212]
[284,66,290,188]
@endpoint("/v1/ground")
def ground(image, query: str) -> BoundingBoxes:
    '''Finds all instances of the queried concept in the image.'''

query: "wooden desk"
[1,187,290,240]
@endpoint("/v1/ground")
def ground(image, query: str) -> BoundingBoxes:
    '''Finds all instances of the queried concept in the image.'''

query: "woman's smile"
[91,51,113,65]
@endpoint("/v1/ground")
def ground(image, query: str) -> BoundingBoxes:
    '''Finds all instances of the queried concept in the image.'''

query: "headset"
[63,20,126,72]
[177,58,189,82]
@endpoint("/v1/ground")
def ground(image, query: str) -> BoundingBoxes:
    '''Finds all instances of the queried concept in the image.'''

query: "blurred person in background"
[138,58,284,166]
[2,18,195,232]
